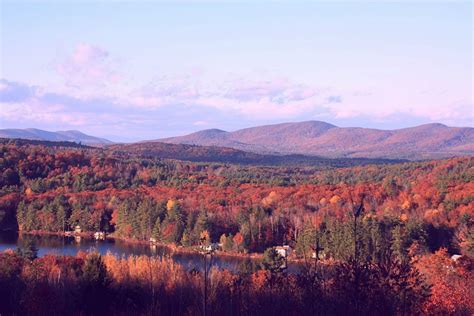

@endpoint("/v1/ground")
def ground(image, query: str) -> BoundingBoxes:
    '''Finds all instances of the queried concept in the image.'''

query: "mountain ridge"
[2,121,473,160]
[0,128,112,146]
[158,121,474,160]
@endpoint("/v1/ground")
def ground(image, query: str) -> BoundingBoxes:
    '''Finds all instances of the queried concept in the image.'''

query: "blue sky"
[1,1,472,141]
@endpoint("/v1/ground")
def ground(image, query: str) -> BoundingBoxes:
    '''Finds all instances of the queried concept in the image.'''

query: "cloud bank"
[1,42,472,140]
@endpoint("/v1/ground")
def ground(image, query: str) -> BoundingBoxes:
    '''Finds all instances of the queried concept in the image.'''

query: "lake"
[0,231,303,273]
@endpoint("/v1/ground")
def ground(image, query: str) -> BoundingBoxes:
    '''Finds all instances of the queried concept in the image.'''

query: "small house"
[94,232,106,240]
[275,245,292,258]
[74,225,82,234]
[311,250,327,260]
[201,243,220,252]
[451,254,463,262]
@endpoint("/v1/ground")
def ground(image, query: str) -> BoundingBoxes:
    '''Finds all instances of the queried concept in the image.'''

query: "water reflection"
[0,231,303,273]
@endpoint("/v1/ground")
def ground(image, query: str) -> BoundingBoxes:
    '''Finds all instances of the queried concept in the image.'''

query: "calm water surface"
[0,231,303,273]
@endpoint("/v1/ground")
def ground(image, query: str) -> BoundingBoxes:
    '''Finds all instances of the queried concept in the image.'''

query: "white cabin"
[275,245,292,258]
[451,254,463,262]
[201,243,220,252]
[74,225,82,234]
[94,232,106,240]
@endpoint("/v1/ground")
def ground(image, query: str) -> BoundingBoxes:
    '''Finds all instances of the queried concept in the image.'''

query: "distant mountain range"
[2,121,473,160]
[0,128,112,146]
[159,121,474,160]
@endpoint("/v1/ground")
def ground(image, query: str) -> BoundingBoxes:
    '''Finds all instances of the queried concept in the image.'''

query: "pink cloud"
[71,43,108,64]
[57,43,120,88]
[220,78,319,102]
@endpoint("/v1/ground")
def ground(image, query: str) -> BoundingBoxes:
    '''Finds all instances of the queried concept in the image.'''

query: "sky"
[0,0,472,141]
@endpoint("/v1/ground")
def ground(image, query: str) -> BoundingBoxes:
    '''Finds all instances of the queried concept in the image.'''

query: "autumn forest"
[0,139,471,315]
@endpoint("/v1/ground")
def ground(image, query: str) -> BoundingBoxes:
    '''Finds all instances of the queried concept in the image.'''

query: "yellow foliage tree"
[262,191,278,207]
[25,187,33,196]
[401,199,411,210]
[200,230,211,245]
[166,199,176,211]
[329,195,341,204]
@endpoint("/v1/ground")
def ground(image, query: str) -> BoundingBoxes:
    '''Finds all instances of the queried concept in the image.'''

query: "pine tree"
[194,209,209,239]
[16,201,27,231]
[152,217,161,240]
[220,234,234,251]
[261,247,285,273]
[296,222,317,259]
[54,197,69,232]
[24,203,38,231]
[161,201,184,244]
[16,237,38,261]
[81,252,111,314]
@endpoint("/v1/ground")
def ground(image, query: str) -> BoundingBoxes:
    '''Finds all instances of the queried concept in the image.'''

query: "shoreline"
[17,230,267,261]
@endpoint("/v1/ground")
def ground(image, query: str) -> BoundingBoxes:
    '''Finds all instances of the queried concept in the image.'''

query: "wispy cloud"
[193,120,209,126]
[56,43,120,89]
[2,59,473,138]
[119,74,333,119]
[219,77,318,102]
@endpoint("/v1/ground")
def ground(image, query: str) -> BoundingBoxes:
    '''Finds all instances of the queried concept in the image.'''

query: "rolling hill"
[0,128,112,146]
[108,141,403,167]
[159,121,474,160]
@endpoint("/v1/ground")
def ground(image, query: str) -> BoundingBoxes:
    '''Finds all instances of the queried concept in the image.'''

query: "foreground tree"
[81,252,111,314]
[415,248,474,315]
[261,247,285,273]
[16,237,38,261]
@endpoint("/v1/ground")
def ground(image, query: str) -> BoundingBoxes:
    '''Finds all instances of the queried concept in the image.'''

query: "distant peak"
[193,128,227,135]
[0,128,111,145]
[397,123,449,131]
[204,128,227,132]
[59,129,82,133]
[57,130,85,134]
[297,120,337,127]
[422,123,447,128]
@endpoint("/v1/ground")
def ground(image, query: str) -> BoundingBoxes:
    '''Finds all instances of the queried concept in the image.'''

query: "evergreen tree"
[82,252,110,287]
[152,217,161,240]
[296,222,317,259]
[115,200,135,238]
[69,202,92,231]
[194,209,209,240]
[53,195,69,232]
[24,203,38,231]
[220,234,234,251]
[81,252,111,314]
[180,229,192,246]
[261,247,285,273]
[16,237,38,261]
[16,201,27,231]
[161,201,185,244]
[181,212,197,246]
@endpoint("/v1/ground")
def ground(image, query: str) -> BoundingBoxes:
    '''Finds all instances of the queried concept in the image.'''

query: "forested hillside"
[1,141,472,256]
[0,141,473,315]
[108,141,403,167]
